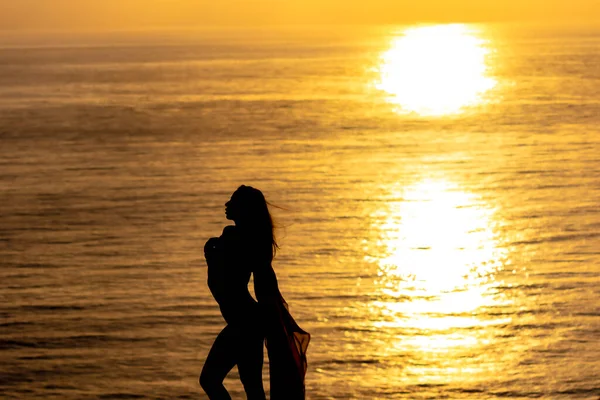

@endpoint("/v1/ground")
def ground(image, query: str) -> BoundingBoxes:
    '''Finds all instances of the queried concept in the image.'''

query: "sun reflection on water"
[376,24,497,116]
[367,179,509,354]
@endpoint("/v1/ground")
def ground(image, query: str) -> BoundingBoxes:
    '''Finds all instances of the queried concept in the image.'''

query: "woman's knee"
[199,369,217,391]
[243,385,266,400]
[198,371,208,389]
[238,355,265,399]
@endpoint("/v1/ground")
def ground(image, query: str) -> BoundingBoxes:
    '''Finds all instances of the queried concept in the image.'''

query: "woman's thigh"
[201,325,238,382]
[236,330,265,398]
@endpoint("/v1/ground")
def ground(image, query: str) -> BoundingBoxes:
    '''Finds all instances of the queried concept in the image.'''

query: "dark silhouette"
[200,185,310,400]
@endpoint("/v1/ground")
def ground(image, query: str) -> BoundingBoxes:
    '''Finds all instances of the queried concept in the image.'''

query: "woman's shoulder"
[222,225,238,235]
[220,225,241,242]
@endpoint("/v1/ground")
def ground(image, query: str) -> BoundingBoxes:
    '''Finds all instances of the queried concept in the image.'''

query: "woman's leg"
[199,326,237,400]
[237,331,266,400]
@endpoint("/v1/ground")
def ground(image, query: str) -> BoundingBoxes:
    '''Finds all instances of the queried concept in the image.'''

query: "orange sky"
[1,0,598,31]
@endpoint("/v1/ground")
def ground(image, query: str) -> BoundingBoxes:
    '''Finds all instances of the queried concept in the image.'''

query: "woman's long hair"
[233,185,279,262]
[234,186,309,399]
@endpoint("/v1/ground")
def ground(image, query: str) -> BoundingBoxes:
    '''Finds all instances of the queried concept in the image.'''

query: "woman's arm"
[204,237,224,298]
[204,237,220,265]
[254,263,281,303]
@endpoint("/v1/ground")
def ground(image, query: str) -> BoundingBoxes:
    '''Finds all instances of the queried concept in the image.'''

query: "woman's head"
[225,185,278,260]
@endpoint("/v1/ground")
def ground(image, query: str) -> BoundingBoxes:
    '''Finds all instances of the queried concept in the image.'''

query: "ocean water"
[1,24,599,399]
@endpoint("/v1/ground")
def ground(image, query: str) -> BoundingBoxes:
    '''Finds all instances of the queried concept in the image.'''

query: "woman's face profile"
[225,191,242,221]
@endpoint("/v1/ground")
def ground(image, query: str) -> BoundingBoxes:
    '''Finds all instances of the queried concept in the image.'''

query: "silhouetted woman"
[200,185,310,400]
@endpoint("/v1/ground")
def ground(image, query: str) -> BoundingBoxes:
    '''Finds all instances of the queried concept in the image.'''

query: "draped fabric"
[254,265,310,400]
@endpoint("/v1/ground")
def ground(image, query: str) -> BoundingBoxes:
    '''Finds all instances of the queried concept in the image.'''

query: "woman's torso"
[206,226,259,326]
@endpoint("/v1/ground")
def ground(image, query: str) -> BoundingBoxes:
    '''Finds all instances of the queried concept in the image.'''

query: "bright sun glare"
[376,179,505,295]
[376,24,497,116]
[367,179,509,349]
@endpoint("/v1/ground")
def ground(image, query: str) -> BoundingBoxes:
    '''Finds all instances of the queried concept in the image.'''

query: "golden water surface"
[2,22,598,399]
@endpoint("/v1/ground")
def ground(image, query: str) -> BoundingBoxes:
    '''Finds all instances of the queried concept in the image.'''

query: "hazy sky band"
[1,0,599,31]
